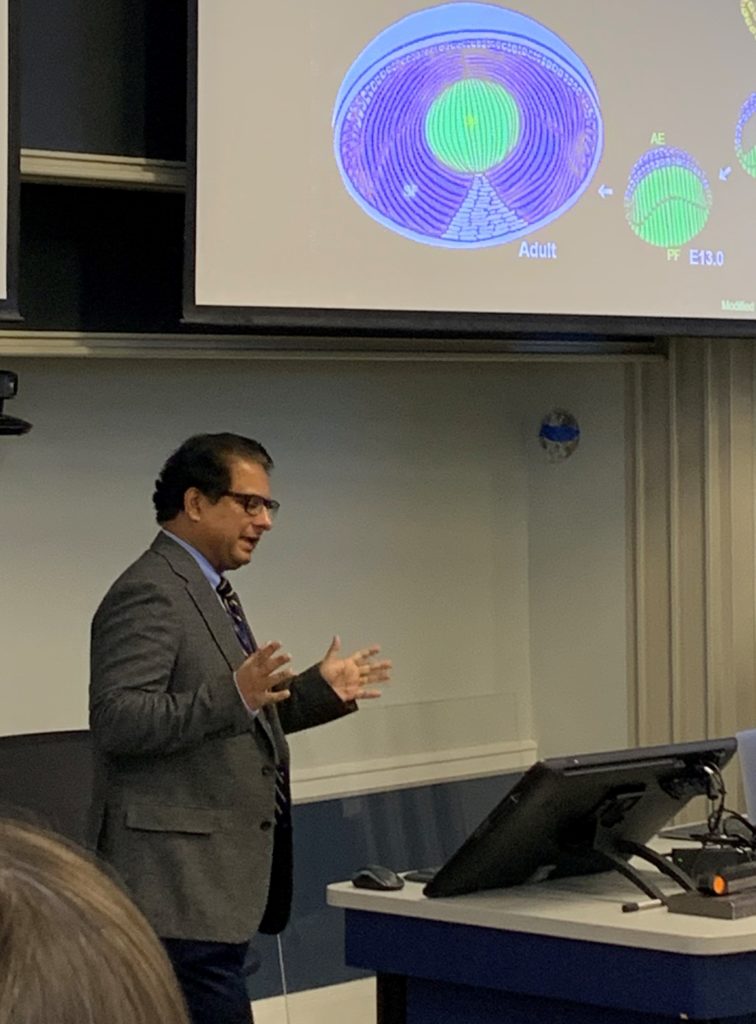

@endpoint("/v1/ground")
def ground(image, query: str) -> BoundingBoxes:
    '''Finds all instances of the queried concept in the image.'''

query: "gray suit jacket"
[88,532,354,942]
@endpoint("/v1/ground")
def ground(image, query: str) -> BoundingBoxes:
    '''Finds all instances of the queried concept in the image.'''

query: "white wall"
[524,364,628,757]
[0,357,627,787]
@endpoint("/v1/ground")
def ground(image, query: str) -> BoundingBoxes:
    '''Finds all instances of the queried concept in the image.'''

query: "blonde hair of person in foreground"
[0,818,189,1024]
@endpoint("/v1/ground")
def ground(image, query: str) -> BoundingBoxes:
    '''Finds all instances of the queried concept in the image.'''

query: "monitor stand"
[596,840,696,903]
[555,788,698,904]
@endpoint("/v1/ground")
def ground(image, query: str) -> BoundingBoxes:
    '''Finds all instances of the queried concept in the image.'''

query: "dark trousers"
[162,937,252,1024]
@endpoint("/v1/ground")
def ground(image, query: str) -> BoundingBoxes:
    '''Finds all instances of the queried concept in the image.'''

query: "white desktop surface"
[328,870,756,956]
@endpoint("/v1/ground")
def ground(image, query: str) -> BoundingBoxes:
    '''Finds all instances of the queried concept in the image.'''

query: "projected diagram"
[742,0,756,39]
[625,148,712,247]
[332,3,603,248]
[736,94,756,177]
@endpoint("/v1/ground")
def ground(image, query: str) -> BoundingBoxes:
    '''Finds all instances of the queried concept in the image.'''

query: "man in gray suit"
[89,433,391,1024]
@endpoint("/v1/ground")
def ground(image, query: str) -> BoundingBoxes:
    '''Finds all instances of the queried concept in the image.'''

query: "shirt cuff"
[233,670,260,718]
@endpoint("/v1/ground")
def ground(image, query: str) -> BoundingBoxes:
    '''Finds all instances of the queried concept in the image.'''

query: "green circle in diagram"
[738,145,756,177]
[625,147,712,247]
[425,78,521,174]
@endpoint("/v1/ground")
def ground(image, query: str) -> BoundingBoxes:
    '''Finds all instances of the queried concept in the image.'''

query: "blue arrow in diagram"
[598,184,614,198]
[720,166,732,181]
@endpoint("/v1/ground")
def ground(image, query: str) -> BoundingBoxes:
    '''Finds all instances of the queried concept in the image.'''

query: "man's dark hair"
[153,433,274,523]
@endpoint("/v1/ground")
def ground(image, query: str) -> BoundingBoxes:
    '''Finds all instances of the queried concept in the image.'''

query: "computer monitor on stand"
[425,737,738,902]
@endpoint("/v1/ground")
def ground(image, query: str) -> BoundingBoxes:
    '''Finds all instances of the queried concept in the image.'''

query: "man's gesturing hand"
[234,641,293,712]
[319,636,392,703]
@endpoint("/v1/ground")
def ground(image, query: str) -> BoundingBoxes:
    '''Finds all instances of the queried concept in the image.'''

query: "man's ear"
[184,487,204,522]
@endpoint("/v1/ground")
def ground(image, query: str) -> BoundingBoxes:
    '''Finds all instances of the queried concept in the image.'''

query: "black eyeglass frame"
[222,491,280,517]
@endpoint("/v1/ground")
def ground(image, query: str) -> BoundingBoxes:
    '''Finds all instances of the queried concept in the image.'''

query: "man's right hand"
[234,641,293,712]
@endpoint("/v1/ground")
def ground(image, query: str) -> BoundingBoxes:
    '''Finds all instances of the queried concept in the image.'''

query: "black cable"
[704,762,727,835]
[699,760,756,848]
[721,807,756,842]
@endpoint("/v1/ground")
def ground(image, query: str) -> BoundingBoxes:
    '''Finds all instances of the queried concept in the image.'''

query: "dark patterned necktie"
[216,576,290,826]
[216,576,256,654]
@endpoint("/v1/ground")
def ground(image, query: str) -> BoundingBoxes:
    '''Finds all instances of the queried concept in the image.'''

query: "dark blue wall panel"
[0,731,519,999]
[249,772,520,998]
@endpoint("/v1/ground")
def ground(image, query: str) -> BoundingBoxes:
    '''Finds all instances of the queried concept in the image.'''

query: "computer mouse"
[351,864,405,891]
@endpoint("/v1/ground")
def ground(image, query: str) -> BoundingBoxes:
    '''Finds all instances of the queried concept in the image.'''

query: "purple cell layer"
[337,37,602,246]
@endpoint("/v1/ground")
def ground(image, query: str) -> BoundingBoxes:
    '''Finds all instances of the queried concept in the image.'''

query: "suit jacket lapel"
[149,533,279,752]
[151,533,243,670]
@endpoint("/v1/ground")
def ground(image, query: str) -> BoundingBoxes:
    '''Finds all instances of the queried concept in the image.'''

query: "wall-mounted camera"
[0,370,32,435]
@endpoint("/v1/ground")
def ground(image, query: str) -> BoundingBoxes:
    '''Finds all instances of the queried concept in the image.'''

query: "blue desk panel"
[345,909,756,1022]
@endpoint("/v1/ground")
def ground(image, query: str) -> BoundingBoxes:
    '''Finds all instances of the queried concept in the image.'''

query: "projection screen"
[185,1,756,336]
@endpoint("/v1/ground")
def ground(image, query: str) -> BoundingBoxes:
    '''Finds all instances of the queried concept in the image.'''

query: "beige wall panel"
[629,339,756,814]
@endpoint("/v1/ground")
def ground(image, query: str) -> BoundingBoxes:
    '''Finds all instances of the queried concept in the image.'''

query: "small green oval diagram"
[627,166,711,247]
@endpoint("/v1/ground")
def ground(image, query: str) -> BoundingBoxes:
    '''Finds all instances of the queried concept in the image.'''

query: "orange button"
[712,875,728,896]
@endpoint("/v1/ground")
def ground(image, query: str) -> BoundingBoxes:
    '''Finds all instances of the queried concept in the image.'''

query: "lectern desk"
[328,871,756,1023]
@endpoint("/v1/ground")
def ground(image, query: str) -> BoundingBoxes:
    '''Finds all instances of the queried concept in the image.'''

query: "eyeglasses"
[222,491,280,518]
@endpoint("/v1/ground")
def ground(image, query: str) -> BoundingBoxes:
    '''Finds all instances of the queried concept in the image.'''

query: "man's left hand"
[319,636,392,703]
